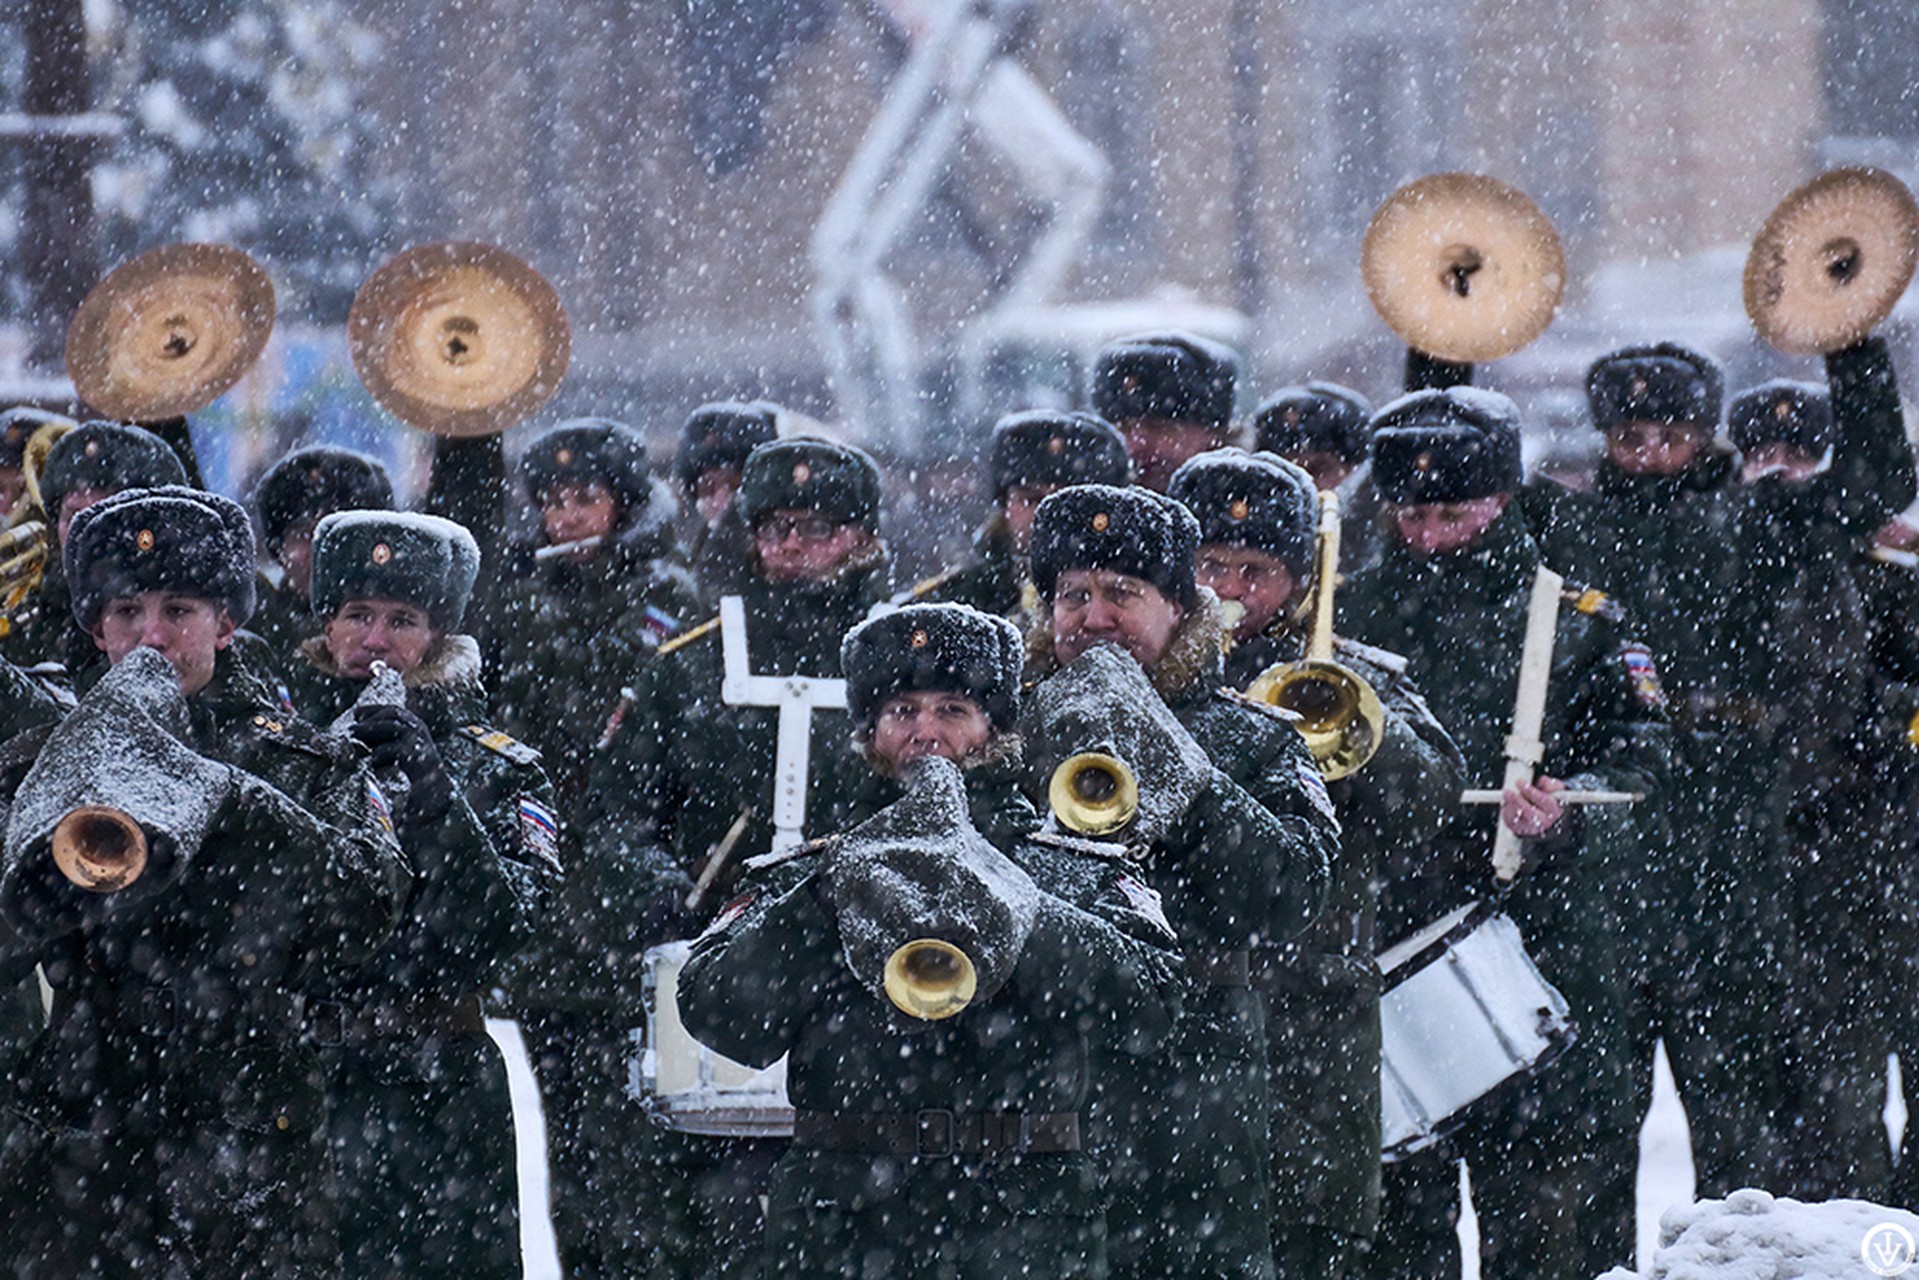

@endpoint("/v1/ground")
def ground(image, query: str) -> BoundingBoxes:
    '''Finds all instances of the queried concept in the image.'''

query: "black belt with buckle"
[792,1108,1081,1158]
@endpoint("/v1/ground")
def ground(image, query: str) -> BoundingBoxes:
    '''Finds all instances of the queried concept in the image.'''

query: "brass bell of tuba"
[883,938,978,1020]
[1245,490,1384,781]
[51,804,150,893]
[1047,751,1139,836]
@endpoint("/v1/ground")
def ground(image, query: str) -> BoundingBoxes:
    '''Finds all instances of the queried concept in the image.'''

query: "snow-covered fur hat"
[1029,483,1201,609]
[987,409,1132,502]
[519,418,654,523]
[1586,341,1724,431]
[310,510,481,631]
[841,603,1024,735]
[252,445,394,554]
[1253,382,1375,466]
[1091,331,1239,432]
[739,436,883,533]
[1167,447,1318,582]
[1728,379,1834,457]
[41,422,188,530]
[66,485,256,628]
[676,401,781,490]
[1370,388,1524,504]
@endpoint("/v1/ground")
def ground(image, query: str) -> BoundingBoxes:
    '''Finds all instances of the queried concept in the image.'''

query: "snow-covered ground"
[490,1026,1896,1280]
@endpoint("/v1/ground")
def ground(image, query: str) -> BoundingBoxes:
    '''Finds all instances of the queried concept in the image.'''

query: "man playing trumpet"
[679,603,1183,1278]
[1168,447,1461,1279]
[0,486,408,1278]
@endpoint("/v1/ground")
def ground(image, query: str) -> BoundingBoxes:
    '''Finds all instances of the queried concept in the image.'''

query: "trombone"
[1245,490,1384,780]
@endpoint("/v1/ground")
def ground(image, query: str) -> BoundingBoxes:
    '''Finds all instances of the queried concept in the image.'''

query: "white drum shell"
[636,941,795,1137]
[1377,905,1573,1160]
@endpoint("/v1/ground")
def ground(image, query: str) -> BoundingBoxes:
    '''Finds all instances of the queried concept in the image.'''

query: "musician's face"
[1196,543,1297,641]
[1605,421,1710,476]
[540,481,619,556]
[753,509,872,584]
[1051,568,1185,668]
[1284,449,1354,492]
[693,466,742,526]
[91,591,234,696]
[1740,441,1823,484]
[1392,495,1510,556]
[324,597,438,680]
[1122,418,1220,493]
[276,518,317,596]
[57,486,113,547]
[1002,483,1059,555]
[869,690,993,772]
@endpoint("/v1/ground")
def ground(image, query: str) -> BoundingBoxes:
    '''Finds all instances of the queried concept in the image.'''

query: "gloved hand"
[351,705,455,827]
[1022,645,1213,844]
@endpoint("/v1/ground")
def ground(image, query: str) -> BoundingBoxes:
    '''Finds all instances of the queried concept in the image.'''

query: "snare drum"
[1376,902,1574,1160]
[636,941,794,1138]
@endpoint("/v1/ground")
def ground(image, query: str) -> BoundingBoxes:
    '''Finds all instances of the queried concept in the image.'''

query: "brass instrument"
[0,417,76,636]
[882,938,978,1020]
[51,804,149,893]
[1048,751,1139,836]
[1245,490,1384,780]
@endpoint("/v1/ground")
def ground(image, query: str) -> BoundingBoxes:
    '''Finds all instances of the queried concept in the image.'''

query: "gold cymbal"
[66,244,275,421]
[348,242,570,437]
[1744,167,1919,356]
[1361,173,1566,364]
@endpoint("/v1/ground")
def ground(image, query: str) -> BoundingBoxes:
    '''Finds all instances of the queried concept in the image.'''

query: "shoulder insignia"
[1562,584,1624,623]
[462,724,543,765]
[1218,687,1302,723]
[1617,642,1667,709]
[251,711,333,757]
[639,604,683,649]
[366,778,394,836]
[743,836,835,874]
[595,690,635,752]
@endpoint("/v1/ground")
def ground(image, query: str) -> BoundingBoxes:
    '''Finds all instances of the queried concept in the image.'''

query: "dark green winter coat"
[918,515,1035,621]
[289,633,562,1277]
[680,796,1184,1279]
[1024,591,1338,1280]
[573,551,890,1014]
[0,648,408,1279]
[246,573,319,674]
[1226,624,1463,1247]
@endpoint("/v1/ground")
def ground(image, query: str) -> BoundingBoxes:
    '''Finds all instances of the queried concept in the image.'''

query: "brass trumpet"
[1246,490,1384,780]
[883,938,977,1020]
[1048,751,1139,836]
[51,804,150,893]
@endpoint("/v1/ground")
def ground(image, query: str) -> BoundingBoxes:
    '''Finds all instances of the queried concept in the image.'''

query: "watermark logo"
[1864,1222,1917,1277]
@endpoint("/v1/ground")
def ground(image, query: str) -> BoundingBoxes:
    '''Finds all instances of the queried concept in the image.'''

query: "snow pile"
[1596,1190,1919,1280]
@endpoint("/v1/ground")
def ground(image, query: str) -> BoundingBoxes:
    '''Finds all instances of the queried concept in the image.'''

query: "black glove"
[351,705,455,826]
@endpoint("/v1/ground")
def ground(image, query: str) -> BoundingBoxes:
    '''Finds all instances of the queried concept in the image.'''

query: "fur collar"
[1025,586,1228,703]
[299,631,483,692]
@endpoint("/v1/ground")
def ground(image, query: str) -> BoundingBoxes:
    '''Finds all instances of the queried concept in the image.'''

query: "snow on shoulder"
[1595,1190,1919,1280]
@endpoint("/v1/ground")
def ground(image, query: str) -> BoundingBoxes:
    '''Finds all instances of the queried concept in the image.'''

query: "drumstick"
[1491,567,1562,882]
[686,806,756,912]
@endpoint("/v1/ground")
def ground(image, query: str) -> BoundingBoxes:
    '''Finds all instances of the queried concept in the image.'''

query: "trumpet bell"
[1048,752,1139,837]
[883,938,978,1020]
[52,805,149,893]
[1247,659,1384,781]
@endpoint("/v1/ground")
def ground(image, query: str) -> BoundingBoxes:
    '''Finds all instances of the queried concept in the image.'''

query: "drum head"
[348,242,570,437]
[1744,167,1919,355]
[1362,173,1566,364]
[66,244,275,421]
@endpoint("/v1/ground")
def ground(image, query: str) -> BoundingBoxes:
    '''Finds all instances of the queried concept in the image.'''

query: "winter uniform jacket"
[1024,592,1337,1280]
[288,634,562,1277]
[1225,624,1463,1243]
[919,515,1035,622]
[246,573,319,673]
[679,808,1184,1279]
[0,649,408,1280]
[577,553,889,1016]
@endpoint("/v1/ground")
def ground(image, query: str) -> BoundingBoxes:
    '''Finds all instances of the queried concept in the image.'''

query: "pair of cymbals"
[68,242,570,436]
[1743,166,1919,355]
